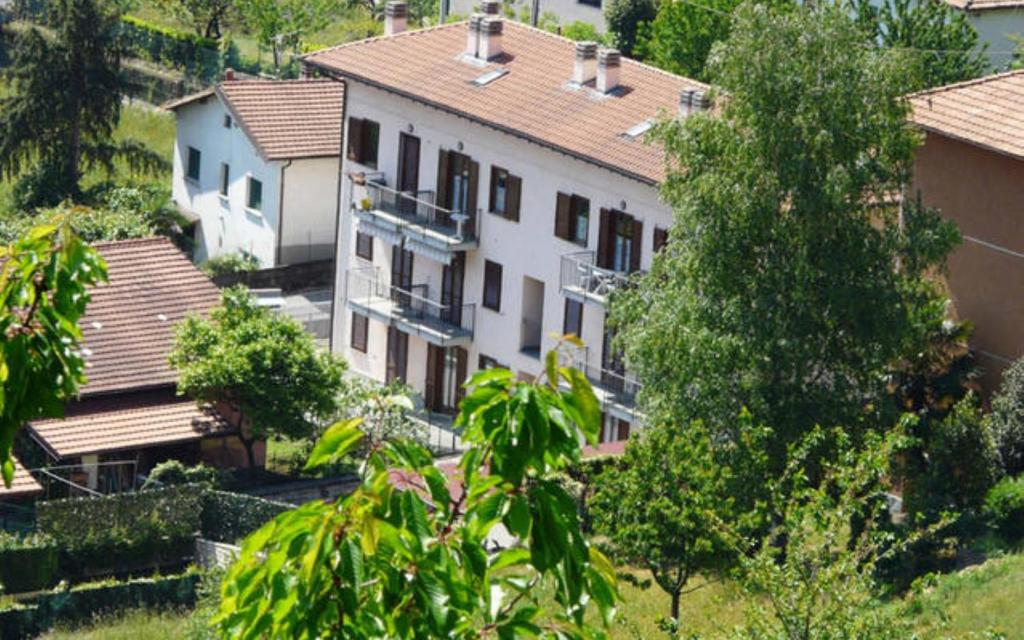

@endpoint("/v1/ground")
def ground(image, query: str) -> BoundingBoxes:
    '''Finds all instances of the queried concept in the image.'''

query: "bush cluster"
[141,460,228,491]
[200,490,291,544]
[118,15,222,80]
[985,475,1024,544]
[0,532,58,595]
[200,251,260,277]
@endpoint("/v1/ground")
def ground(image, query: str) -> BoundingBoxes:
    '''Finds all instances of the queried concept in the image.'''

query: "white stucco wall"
[966,8,1024,69]
[449,0,606,33]
[279,157,341,264]
[333,82,672,406]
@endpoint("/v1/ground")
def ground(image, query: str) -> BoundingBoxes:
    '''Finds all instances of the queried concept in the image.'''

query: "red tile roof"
[0,457,43,499]
[29,391,232,459]
[909,69,1024,161]
[166,79,345,160]
[80,237,221,396]
[304,21,708,185]
[943,0,1024,10]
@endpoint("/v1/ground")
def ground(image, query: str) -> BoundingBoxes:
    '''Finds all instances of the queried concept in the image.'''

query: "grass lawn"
[38,608,194,640]
[265,436,312,476]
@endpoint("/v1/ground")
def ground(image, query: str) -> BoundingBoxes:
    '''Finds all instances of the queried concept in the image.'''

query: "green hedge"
[0,532,58,595]
[986,475,1024,544]
[0,570,201,640]
[200,490,291,543]
[118,15,222,81]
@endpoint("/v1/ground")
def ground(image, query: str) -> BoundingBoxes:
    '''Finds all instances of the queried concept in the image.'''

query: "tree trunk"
[671,590,681,625]
[240,434,257,479]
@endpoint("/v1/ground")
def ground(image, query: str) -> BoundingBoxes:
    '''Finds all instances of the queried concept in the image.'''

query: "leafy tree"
[157,0,235,39]
[989,355,1024,476]
[336,377,426,453]
[0,220,107,487]
[235,0,341,71]
[605,0,655,56]
[610,2,959,473]
[560,20,608,44]
[851,0,988,90]
[727,427,915,640]
[0,0,167,208]
[169,286,347,470]
[590,412,769,627]
[198,251,259,277]
[214,349,620,638]
[634,0,741,81]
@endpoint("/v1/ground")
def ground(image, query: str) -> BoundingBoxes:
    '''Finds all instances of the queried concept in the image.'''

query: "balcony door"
[425,345,467,414]
[597,209,643,273]
[386,327,409,384]
[391,244,414,307]
[436,149,478,234]
[601,322,626,393]
[397,133,420,215]
[441,251,465,327]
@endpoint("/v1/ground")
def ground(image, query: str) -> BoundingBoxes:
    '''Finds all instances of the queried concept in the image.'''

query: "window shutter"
[347,118,364,162]
[436,149,451,210]
[467,161,479,213]
[555,192,572,240]
[488,167,498,213]
[597,208,612,268]
[506,174,521,222]
[630,218,643,273]
[653,226,668,253]
[455,347,468,404]
[424,345,439,410]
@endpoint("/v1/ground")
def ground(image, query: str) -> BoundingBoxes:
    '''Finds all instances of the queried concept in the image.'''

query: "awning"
[405,238,453,265]
[357,219,403,246]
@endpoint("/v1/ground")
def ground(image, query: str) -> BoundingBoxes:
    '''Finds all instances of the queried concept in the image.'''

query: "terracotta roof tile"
[0,456,43,499]
[80,238,221,396]
[304,21,708,184]
[943,0,1024,10]
[909,69,1024,161]
[30,391,232,459]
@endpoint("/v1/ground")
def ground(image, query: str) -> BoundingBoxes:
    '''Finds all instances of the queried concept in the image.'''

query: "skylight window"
[471,68,509,87]
[621,119,654,140]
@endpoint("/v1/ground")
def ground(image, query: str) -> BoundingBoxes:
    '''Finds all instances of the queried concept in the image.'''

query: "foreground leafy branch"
[215,346,620,638]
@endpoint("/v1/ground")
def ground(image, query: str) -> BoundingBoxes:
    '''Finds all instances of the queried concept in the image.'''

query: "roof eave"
[912,122,1024,164]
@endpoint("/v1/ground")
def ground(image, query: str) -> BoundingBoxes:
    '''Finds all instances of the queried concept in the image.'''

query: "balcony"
[353,177,479,259]
[573,351,642,423]
[559,251,630,306]
[346,268,474,347]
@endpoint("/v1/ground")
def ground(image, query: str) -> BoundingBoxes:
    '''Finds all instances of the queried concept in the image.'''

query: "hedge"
[0,532,58,595]
[985,475,1024,544]
[0,570,202,640]
[118,15,222,81]
[200,490,291,543]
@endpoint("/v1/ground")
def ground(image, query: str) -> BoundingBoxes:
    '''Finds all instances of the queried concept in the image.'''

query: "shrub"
[605,0,656,56]
[118,15,222,81]
[200,251,260,277]
[141,460,228,491]
[199,490,291,543]
[0,532,58,595]
[990,356,1024,476]
[985,475,1024,544]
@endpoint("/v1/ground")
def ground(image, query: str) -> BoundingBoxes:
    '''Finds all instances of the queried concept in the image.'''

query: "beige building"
[910,69,1024,391]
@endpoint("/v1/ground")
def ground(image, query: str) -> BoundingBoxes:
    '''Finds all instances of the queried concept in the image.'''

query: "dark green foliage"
[199,251,260,277]
[199,490,291,543]
[985,475,1024,544]
[118,15,223,80]
[141,460,228,490]
[0,531,58,594]
[851,0,988,91]
[634,0,742,81]
[604,0,655,55]
[989,356,1024,477]
[0,570,201,640]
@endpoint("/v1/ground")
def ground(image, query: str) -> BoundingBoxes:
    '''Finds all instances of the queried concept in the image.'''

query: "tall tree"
[169,286,347,470]
[610,2,960,471]
[852,0,988,91]
[0,220,107,487]
[157,0,235,39]
[214,350,619,638]
[604,0,656,56]
[235,0,340,71]
[634,0,742,81]
[0,0,166,208]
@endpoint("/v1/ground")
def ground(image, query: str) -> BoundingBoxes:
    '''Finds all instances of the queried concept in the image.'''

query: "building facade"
[943,0,1024,69]
[305,9,709,441]
[168,79,344,268]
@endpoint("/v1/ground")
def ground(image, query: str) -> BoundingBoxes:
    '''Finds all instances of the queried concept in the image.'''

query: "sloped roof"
[943,0,1024,10]
[909,69,1024,161]
[0,457,43,499]
[303,21,709,185]
[80,237,221,396]
[29,391,232,459]
[166,79,345,160]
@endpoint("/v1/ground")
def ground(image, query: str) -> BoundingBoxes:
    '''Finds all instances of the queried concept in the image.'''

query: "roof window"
[471,68,508,87]
[621,119,653,140]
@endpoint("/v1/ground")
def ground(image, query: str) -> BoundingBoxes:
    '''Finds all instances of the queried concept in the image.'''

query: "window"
[478,354,501,370]
[246,176,263,211]
[489,166,521,221]
[483,260,502,311]
[653,226,669,254]
[578,0,601,6]
[597,209,642,273]
[355,231,373,261]
[219,163,230,197]
[563,299,583,338]
[351,313,369,352]
[186,146,201,182]
[223,114,232,128]
[554,193,590,247]
[346,117,380,169]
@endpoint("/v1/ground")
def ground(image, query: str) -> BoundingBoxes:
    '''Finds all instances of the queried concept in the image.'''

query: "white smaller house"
[167,77,344,267]
[943,0,1024,68]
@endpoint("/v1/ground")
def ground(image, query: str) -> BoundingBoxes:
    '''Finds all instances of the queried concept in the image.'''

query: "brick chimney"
[224,68,236,81]
[596,48,620,94]
[465,13,483,57]
[385,1,407,36]
[573,41,597,85]
[678,89,710,117]
[481,0,501,14]
[479,16,503,60]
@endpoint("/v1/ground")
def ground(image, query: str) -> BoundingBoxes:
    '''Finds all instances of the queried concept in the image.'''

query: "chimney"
[465,13,483,57]
[479,16,503,60]
[481,0,501,14]
[596,48,620,94]
[224,68,236,81]
[573,41,598,85]
[385,1,407,36]
[679,88,709,117]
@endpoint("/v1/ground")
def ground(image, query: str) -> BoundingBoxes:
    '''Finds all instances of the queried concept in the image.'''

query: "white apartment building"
[304,3,709,442]
[450,0,607,33]
[167,78,344,267]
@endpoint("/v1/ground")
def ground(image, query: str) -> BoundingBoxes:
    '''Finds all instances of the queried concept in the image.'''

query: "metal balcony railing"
[346,268,475,344]
[559,251,630,304]
[571,348,642,419]
[363,181,478,244]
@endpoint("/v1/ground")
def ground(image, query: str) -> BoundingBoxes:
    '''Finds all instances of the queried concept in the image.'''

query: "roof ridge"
[92,236,169,249]
[908,68,1024,100]
[302,20,466,61]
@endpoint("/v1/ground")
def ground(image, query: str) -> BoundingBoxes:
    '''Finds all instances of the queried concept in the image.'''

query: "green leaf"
[304,417,364,470]
[1,458,13,489]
